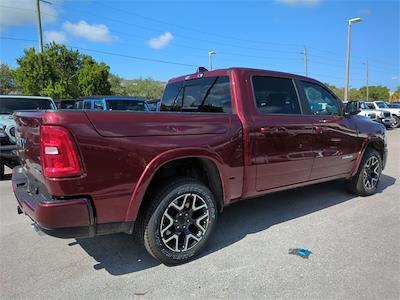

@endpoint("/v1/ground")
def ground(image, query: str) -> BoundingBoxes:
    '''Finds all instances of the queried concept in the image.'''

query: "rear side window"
[252,76,301,115]
[301,81,339,116]
[161,76,231,113]
[83,101,91,109]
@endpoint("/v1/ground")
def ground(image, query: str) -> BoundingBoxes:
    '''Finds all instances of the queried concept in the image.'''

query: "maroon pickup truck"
[12,68,387,265]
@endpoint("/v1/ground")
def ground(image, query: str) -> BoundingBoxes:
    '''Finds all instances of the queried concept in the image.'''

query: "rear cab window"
[161,76,232,113]
[0,98,55,113]
[251,76,301,115]
[105,100,148,111]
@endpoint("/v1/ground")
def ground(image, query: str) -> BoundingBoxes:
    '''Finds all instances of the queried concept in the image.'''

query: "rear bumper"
[12,166,133,238]
[0,144,18,159]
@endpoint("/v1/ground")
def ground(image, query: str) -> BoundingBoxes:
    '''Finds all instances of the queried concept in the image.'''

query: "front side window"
[94,100,103,110]
[301,81,340,116]
[161,76,231,113]
[252,76,301,115]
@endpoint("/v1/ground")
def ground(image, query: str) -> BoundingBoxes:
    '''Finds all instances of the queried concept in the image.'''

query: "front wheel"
[136,178,218,265]
[347,148,382,196]
[392,116,400,128]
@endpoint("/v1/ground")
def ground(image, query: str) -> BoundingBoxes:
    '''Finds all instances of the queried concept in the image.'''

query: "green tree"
[348,88,362,101]
[108,73,127,95]
[390,86,400,101]
[325,83,344,100]
[78,56,111,96]
[359,86,390,102]
[125,77,165,99]
[0,64,16,94]
[14,43,111,98]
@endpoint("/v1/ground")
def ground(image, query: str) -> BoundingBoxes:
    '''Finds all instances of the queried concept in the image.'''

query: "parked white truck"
[365,101,400,128]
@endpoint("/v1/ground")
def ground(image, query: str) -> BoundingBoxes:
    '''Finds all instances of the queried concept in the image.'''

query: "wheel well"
[367,140,384,160]
[140,157,224,214]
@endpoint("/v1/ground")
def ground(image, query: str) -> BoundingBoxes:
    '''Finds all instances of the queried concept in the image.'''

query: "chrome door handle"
[318,119,328,123]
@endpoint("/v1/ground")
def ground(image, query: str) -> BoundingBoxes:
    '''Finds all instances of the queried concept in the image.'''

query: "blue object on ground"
[288,248,312,258]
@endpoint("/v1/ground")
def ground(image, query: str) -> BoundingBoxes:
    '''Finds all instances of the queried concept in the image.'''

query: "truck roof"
[80,96,146,101]
[0,95,53,100]
[167,67,316,84]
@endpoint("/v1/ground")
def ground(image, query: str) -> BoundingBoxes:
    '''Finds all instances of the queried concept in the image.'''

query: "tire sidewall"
[146,182,217,264]
[356,150,382,196]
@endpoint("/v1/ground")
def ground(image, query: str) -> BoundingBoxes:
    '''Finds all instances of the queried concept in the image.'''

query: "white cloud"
[148,32,173,49]
[44,30,67,43]
[0,0,61,30]
[62,21,115,43]
[277,0,320,6]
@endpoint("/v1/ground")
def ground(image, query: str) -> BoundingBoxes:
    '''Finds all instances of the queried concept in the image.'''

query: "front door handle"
[260,127,278,133]
[319,119,328,123]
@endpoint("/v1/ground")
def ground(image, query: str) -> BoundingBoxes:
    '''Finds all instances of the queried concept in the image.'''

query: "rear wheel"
[347,148,382,196]
[136,178,217,265]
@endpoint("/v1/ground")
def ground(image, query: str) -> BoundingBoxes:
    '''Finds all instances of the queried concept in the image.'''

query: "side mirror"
[344,101,360,116]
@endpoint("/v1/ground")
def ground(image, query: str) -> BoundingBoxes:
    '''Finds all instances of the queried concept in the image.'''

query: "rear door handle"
[313,126,323,134]
[319,119,328,123]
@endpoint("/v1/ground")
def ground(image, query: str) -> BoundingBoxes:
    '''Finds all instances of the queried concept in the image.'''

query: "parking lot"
[0,129,398,299]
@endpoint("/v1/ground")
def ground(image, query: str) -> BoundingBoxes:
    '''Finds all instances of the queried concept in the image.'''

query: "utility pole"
[208,51,216,71]
[303,47,308,77]
[36,0,43,53]
[364,58,369,101]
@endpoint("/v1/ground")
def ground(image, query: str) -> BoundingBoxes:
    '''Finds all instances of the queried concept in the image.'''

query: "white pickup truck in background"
[365,101,400,128]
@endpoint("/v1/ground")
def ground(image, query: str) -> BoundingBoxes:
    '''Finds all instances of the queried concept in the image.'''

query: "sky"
[0,0,399,90]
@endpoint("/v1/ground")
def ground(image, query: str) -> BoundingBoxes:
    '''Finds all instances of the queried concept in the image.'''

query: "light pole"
[363,58,369,101]
[301,47,308,76]
[208,51,216,71]
[344,17,363,101]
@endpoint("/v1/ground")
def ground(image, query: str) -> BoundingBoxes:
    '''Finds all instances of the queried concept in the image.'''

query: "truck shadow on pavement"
[74,174,396,275]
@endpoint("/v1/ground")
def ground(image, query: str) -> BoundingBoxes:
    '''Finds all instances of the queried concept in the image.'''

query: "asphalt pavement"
[1,130,399,299]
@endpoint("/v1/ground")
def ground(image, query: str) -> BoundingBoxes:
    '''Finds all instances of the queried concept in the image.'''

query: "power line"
[0,36,198,68]
[2,3,396,70]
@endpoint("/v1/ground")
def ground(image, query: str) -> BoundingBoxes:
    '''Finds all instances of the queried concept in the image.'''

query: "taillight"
[40,125,82,178]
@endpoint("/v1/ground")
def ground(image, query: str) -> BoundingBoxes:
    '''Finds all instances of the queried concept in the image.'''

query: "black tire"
[0,158,4,180]
[136,178,218,265]
[392,115,400,128]
[347,148,382,196]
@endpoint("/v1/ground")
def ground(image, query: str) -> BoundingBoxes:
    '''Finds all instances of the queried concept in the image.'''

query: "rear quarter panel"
[16,110,244,224]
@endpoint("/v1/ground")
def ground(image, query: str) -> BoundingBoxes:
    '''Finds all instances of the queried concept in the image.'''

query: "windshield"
[105,100,148,111]
[359,102,369,109]
[0,98,55,114]
[375,102,388,109]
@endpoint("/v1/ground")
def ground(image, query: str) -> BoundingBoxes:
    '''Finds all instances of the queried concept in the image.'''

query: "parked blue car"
[80,96,150,112]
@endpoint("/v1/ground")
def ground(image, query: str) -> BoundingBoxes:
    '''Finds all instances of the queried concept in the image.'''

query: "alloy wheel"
[159,193,210,252]
[362,156,380,190]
